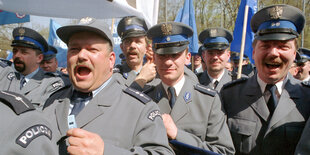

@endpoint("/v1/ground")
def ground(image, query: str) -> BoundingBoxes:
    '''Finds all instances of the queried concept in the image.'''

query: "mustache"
[73,62,94,71]
[14,58,24,64]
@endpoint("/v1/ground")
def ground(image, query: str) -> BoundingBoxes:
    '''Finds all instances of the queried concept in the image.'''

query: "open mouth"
[75,65,91,76]
[265,62,281,69]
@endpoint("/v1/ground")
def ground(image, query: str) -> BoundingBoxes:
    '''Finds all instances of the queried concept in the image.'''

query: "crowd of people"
[0,4,309,155]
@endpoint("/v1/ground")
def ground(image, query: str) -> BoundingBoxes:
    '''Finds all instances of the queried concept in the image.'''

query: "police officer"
[0,90,57,154]
[231,53,256,77]
[43,18,174,155]
[295,116,310,155]
[295,48,310,81]
[221,5,310,154]
[114,16,158,90]
[40,45,59,73]
[197,28,240,91]
[0,27,70,109]
[146,21,235,154]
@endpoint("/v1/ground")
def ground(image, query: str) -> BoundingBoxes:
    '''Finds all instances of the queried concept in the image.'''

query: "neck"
[208,69,224,79]
[128,62,143,72]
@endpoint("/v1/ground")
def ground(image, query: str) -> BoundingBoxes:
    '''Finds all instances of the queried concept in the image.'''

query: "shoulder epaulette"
[124,87,151,104]
[223,77,248,89]
[302,81,310,87]
[142,85,155,94]
[0,90,35,115]
[44,71,58,77]
[194,84,216,97]
[0,59,11,68]
[43,85,71,110]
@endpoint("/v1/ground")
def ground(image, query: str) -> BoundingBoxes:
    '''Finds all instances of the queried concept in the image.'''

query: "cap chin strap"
[154,41,189,49]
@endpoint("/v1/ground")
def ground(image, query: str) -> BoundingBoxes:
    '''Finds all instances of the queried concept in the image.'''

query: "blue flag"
[174,0,198,54]
[0,10,30,25]
[48,19,68,67]
[230,0,257,63]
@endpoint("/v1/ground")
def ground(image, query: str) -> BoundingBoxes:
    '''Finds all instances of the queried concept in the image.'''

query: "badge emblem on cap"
[210,29,217,37]
[125,17,132,25]
[79,17,95,25]
[161,23,172,36]
[18,28,25,40]
[269,6,283,19]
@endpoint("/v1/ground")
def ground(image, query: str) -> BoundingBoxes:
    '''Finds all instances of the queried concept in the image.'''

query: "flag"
[48,19,68,67]
[135,0,159,27]
[230,0,257,63]
[174,0,198,54]
[0,10,29,25]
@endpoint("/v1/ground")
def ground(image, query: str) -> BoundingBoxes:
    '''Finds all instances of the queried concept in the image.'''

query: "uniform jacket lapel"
[199,71,212,89]
[170,77,191,123]
[244,75,270,122]
[156,84,171,114]
[55,88,72,136]
[216,69,231,91]
[21,69,44,94]
[76,78,117,128]
[266,76,301,136]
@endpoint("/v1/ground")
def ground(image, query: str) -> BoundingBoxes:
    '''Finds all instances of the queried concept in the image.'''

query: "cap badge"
[269,6,283,19]
[125,18,132,25]
[161,23,172,36]
[210,29,217,37]
[79,17,95,25]
[18,28,25,40]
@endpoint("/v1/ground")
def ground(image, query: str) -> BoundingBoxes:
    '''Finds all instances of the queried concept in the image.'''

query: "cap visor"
[255,33,297,41]
[154,45,187,55]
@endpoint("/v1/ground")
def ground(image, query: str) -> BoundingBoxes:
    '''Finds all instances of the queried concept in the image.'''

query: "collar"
[195,65,202,72]
[162,75,185,97]
[303,76,310,82]
[257,74,287,95]
[207,69,225,84]
[23,68,39,83]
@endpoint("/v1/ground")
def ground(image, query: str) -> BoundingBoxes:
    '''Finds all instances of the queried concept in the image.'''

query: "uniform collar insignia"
[269,6,283,19]
[156,91,162,101]
[183,92,191,102]
[161,23,172,36]
[123,72,128,79]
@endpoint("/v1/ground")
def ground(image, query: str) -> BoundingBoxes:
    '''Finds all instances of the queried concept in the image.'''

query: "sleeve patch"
[52,81,63,89]
[124,87,151,104]
[148,110,161,121]
[16,124,52,148]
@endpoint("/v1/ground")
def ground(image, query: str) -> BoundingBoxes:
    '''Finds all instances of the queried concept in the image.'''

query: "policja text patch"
[16,124,52,148]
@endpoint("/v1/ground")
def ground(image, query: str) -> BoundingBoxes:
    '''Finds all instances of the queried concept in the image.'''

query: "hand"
[135,60,156,88]
[67,128,104,155]
[162,114,178,140]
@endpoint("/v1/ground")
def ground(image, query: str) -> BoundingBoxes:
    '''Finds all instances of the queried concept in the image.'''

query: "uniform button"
[130,148,135,152]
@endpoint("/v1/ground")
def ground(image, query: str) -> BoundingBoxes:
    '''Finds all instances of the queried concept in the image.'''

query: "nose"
[269,47,280,57]
[77,49,88,62]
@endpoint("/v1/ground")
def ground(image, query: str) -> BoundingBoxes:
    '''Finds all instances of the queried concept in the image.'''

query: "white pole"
[237,5,249,79]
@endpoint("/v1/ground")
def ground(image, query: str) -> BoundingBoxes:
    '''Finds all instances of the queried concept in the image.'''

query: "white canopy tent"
[0,0,158,27]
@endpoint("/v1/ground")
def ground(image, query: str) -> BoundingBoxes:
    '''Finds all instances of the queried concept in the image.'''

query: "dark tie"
[265,84,278,115]
[168,87,176,109]
[70,90,92,116]
[20,76,26,89]
[214,80,219,89]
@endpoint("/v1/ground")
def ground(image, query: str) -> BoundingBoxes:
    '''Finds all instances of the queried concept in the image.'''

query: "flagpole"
[111,18,115,34]
[237,4,249,79]
[301,0,305,47]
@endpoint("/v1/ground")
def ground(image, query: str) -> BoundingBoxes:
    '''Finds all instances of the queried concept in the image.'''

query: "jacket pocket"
[228,117,256,154]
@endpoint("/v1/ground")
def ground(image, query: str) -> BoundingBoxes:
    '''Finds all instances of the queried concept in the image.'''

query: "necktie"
[214,80,219,89]
[168,87,176,109]
[20,76,26,89]
[70,91,92,116]
[265,84,278,115]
